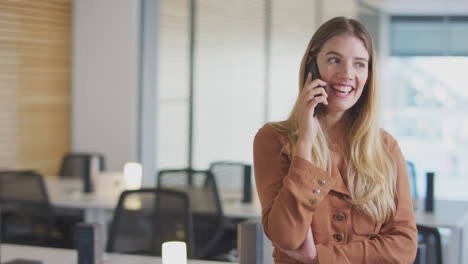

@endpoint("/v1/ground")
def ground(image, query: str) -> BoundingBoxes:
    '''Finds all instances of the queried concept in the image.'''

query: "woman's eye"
[328,58,339,63]
[356,62,367,69]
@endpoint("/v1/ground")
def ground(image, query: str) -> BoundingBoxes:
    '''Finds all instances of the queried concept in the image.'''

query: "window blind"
[193,0,266,169]
[268,0,318,122]
[0,0,71,175]
[157,0,190,169]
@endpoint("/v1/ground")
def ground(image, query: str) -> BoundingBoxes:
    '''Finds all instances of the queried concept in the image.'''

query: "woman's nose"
[337,63,353,80]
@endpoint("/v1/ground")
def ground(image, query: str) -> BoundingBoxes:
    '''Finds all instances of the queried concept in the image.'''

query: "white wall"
[72,0,140,171]
[320,0,358,22]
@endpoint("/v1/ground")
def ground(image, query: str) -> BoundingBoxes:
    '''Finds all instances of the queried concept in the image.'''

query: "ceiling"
[360,0,468,15]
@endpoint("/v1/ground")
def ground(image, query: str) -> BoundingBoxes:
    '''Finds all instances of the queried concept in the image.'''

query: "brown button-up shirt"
[253,123,417,264]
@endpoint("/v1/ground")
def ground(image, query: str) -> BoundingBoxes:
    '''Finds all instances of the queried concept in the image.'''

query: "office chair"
[209,161,252,203]
[106,188,194,257]
[57,153,106,244]
[59,152,106,178]
[0,170,64,247]
[157,169,226,259]
[406,161,418,199]
[415,224,443,264]
[208,161,254,260]
[414,243,427,264]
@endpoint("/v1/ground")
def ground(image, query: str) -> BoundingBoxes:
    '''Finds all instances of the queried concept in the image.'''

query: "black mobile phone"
[303,58,323,115]
[303,58,320,85]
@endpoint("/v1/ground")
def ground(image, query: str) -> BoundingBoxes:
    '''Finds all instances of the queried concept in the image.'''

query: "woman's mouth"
[330,84,354,97]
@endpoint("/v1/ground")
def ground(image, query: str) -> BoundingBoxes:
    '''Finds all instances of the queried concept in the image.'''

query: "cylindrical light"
[123,162,142,190]
[162,241,187,264]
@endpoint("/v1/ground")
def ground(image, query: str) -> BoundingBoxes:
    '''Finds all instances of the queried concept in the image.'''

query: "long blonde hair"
[272,17,396,224]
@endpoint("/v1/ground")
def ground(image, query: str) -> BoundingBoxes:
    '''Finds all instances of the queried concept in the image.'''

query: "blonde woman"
[253,17,417,264]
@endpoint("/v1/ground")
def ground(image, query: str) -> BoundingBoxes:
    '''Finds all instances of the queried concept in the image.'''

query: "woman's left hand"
[274,227,318,263]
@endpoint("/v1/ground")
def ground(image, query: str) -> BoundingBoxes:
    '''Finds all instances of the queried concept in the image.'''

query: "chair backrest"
[59,152,106,178]
[106,188,194,257]
[416,224,442,264]
[406,161,418,199]
[209,161,252,203]
[157,169,225,259]
[414,243,427,264]
[0,170,54,244]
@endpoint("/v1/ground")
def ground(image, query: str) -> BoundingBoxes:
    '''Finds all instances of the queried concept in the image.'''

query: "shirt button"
[318,179,326,186]
[310,199,318,205]
[334,214,345,222]
[333,233,344,242]
[313,189,321,195]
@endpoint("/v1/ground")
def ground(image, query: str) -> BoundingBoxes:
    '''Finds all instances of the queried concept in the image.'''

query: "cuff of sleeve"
[283,156,337,209]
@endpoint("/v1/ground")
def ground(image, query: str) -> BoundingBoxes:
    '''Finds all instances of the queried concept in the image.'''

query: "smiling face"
[316,33,370,116]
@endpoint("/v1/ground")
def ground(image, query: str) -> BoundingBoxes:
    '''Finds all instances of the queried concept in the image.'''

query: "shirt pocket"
[351,206,378,236]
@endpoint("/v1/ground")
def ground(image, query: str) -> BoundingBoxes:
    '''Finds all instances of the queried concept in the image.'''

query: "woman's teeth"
[331,85,352,95]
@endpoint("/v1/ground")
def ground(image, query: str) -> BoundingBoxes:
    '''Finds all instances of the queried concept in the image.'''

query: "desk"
[46,175,468,263]
[45,174,262,245]
[414,199,468,264]
[0,244,234,264]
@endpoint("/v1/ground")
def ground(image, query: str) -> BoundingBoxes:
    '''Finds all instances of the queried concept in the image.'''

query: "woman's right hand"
[295,73,328,159]
[273,227,318,264]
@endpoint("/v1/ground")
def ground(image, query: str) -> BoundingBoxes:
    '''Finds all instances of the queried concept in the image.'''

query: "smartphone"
[303,58,320,85]
[303,58,323,115]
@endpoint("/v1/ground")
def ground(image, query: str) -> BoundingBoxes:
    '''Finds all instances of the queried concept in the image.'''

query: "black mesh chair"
[59,152,106,178]
[106,188,194,257]
[406,161,418,199]
[57,153,105,244]
[157,169,226,259]
[209,161,253,260]
[209,161,252,203]
[0,170,63,247]
[414,224,443,264]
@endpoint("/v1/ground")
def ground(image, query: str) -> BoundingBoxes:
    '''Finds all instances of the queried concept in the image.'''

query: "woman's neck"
[322,111,349,150]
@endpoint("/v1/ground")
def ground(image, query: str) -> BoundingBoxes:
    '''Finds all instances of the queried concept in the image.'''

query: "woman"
[253,17,417,263]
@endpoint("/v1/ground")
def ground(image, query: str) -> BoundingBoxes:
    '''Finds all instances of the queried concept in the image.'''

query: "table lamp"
[162,241,187,264]
[123,162,142,190]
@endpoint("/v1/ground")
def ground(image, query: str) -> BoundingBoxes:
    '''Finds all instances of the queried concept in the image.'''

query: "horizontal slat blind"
[194,0,265,168]
[0,0,71,175]
[157,0,190,169]
[268,0,317,122]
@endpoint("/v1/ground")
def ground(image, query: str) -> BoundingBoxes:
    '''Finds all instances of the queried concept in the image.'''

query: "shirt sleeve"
[315,138,418,264]
[253,124,337,250]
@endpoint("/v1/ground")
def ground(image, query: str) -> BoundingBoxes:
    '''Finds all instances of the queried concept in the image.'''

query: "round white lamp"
[162,241,187,264]
[123,162,142,190]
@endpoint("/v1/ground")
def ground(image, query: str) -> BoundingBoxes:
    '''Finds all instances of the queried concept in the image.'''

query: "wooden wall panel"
[0,0,71,175]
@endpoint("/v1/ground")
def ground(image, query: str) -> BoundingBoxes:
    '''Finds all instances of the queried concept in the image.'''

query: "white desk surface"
[0,244,234,264]
[414,199,468,227]
[46,174,468,224]
[46,174,468,225]
[45,174,262,219]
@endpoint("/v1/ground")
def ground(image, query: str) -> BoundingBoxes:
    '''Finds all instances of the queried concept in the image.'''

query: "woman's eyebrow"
[325,51,342,57]
[325,51,368,62]
[355,57,369,62]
